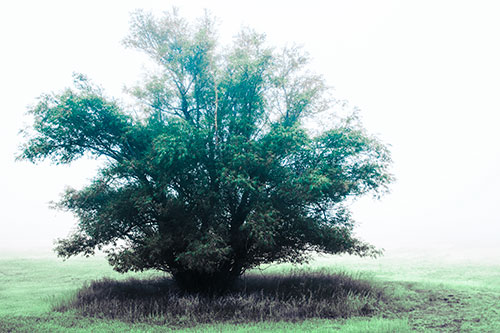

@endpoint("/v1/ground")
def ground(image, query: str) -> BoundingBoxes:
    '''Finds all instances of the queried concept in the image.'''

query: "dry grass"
[54,269,386,327]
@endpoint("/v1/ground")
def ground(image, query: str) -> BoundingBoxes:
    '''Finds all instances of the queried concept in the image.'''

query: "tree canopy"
[19,10,392,292]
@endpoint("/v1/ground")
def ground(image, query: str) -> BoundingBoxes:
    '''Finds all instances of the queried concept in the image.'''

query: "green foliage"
[19,10,392,291]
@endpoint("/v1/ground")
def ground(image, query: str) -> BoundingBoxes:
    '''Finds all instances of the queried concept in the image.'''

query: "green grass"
[0,256,158,316]
[0,315,411,332]
[1,247,499,332]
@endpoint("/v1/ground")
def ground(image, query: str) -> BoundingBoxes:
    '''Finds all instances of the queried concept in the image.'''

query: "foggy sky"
[1,0,499,253]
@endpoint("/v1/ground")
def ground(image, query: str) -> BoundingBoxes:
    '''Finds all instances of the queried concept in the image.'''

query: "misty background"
[1,0,499,255]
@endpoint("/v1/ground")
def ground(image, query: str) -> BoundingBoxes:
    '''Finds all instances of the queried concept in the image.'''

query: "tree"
[19,10,392,292]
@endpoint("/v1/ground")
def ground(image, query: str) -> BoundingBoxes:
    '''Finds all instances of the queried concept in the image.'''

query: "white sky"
[1,0,499,253]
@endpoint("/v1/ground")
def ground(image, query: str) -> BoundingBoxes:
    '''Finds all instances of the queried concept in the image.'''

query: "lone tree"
[19,10,392,292]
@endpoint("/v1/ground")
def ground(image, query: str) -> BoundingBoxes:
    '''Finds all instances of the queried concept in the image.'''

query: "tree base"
[173,269,240,294]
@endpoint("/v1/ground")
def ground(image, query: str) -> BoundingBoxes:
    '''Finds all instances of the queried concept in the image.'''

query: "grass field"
[0,246,499,332]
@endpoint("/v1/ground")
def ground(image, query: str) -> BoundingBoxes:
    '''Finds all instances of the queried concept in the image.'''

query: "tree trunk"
[172,268,241,294]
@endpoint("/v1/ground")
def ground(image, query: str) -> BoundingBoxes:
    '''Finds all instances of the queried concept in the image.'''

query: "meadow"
[0,246,499,332]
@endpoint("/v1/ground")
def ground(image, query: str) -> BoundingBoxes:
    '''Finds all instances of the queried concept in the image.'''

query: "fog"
[1,1,499,255]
